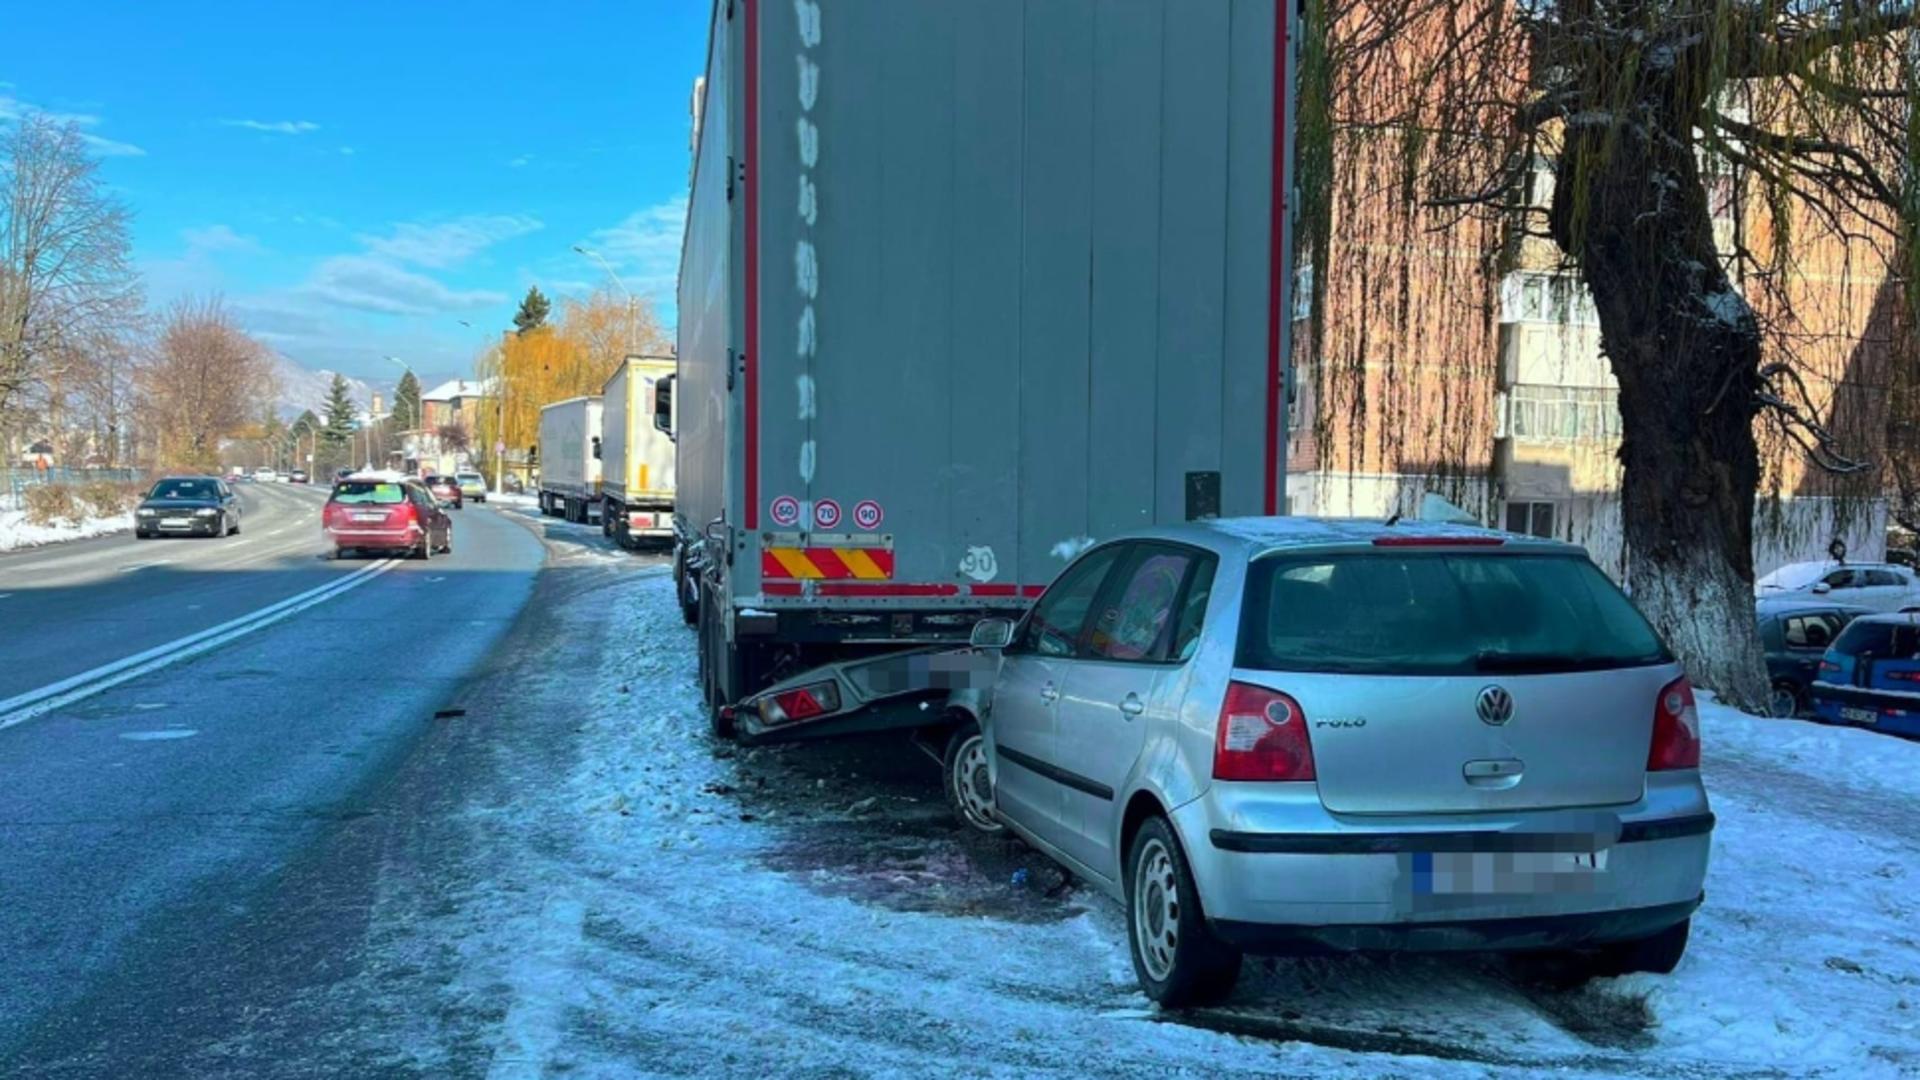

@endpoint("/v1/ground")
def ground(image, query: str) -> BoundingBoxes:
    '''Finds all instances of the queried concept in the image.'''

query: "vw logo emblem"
[1476,685,1514,726]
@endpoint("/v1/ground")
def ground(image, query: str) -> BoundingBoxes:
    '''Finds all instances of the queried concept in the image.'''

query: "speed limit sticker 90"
[852,499,883,530]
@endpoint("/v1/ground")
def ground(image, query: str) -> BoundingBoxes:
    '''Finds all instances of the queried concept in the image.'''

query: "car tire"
[1571,916,1691,980]
[1768,681,1803,719]
[414,536,432,561]
[136,529,151,540]
[228,517,240,536]
[943,720,1005,836]
[1125,816,1242,1009]
[675,549,700,627]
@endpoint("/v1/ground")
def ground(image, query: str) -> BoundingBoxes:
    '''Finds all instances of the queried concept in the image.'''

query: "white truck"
[597,356,678,549]
[536,396,604,524]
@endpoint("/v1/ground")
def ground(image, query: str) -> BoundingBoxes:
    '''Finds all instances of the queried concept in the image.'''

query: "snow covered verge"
[0,495,133,552]
[393,569,1920,1078]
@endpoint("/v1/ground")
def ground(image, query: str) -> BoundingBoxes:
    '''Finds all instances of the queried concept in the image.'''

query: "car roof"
[1109,516,1576,558]
[1841,611,1920,627]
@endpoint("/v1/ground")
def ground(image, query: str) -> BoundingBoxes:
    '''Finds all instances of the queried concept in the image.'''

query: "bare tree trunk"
[1554,92,1770,711]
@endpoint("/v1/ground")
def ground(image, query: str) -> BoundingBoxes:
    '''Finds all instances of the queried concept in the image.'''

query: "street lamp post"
[573,244,638,351]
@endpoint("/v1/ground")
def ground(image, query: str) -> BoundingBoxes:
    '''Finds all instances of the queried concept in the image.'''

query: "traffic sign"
[813,498,842,530]
[852,499,883,530]
[770,494,802,528]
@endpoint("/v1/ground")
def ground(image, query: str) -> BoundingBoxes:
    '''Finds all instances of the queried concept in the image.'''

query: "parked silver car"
[964,518,1712,1007]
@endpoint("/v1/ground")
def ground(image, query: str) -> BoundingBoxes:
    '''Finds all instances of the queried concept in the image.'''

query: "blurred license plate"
[1412,850,1607,895]
[1840,706,1878,725]
[161,518,189,527]
[352,512,386,522]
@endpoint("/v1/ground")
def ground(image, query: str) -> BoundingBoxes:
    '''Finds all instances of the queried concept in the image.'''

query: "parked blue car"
[1808,612,1920,737]
[1757,599,1870,717]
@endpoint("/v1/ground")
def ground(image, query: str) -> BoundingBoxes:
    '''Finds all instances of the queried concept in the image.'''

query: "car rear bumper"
[327,526,420,549]
[1810,684,1920,735]
[1169,772,1713,941]
[1210,896,1701,955]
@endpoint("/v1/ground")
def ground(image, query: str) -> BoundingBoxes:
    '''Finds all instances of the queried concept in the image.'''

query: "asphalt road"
[0,488,555,1066]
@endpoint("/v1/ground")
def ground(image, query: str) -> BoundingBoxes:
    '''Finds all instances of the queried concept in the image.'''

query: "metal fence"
[2,466,145,504]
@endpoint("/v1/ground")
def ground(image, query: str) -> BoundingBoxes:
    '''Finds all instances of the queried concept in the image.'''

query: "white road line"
[118,559,173,573]
[0,558,400,732]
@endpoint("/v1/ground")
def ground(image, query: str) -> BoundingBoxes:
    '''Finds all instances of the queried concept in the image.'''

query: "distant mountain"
[271,355,376,421]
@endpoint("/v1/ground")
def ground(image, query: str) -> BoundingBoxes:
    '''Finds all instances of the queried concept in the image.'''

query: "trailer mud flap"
[733,646,1000,745]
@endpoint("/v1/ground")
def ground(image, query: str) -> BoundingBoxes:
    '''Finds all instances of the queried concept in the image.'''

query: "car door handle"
[1039,682,1059,704]
[1118,693,1145,718]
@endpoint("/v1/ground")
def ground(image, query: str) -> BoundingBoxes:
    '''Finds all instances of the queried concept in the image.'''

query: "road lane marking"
[120,729,198,741]
[118,559,173,573]
[0,558,400,732]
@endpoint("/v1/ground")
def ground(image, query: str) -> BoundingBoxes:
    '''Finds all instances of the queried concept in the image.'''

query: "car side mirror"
[970,618,1014,650]
[1811,582,1832,594]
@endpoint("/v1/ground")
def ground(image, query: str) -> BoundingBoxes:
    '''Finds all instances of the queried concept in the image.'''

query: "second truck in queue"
[598,355,678,549]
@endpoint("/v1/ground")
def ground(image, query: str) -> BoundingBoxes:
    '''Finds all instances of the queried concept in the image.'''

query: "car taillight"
[1212,682,1315,782]
[1819,660,1841,675]
[1885,670,1920,683]
[1648,675,1701,771]
[760,680,841,725]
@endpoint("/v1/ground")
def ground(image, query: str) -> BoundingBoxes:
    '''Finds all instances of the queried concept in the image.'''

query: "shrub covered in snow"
[23,484,80,526]
[77,481,141,519]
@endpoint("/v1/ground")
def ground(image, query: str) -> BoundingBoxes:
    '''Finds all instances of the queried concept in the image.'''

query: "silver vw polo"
[964,517,1712,1007]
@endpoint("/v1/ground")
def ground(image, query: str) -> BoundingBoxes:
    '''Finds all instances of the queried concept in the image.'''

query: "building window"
[1507,384,1622,444]
[1504,500,1557,539]
[1501,271,1599,326]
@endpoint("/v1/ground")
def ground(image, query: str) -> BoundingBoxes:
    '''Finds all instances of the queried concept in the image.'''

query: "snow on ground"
[391,567,1920,1078]
[0,498,132,552]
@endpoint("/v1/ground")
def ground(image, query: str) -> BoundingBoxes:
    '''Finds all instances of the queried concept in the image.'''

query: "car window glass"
[1784,615,1836,648]
[1867,569,1903,587]
[1019,546,1124,658]
[330,482,407,505]
[1825,569,1858,589]
[1086,549,1198,662]
[1171,558,1217,662]
[1238,553,1666,675]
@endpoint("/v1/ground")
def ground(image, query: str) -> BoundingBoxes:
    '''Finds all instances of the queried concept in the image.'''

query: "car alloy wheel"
[1768,683,1801,719]
[945,727,1004,835]
[1132,837,1181,983]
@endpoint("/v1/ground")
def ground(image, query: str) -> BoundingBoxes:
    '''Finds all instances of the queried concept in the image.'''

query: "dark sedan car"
[1758,598,1869,717]
[135,476,242,539]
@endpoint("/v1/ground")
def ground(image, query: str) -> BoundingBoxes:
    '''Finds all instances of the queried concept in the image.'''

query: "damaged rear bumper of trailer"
[732,646,999,745]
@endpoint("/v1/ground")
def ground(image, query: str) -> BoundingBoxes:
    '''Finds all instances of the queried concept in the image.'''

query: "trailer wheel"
[943,719,1005,836]
[674,549,699,626]
[698,584,736,739]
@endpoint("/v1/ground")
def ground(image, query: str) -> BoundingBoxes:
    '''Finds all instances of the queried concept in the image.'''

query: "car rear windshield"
[330,482,408,505]
[1830,619,1920,659]
[1238,552,1669,675]
[150,479,216,500]
[457,473,482,482]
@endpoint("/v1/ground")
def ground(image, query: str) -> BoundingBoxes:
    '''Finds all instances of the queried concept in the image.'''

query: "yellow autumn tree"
[473,288,671,484]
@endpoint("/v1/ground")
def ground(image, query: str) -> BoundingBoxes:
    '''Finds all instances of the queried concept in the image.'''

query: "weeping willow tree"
[1299,0,1918,707]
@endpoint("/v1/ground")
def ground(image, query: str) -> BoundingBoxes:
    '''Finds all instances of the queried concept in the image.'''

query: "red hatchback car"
[323,476,452,560]
[424,474,463,509]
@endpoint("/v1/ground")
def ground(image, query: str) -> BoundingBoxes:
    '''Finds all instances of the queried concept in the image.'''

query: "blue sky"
[1,1,708,390]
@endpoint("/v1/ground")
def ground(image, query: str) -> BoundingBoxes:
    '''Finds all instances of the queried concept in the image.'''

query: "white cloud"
[338,146,356,156]
[181,224,262,256]
[358,213,543,269]
[0,93,145,157]
[302,255,506,316]
[221,119,320,134]
[583,198,687,300]
[508,154,532,168]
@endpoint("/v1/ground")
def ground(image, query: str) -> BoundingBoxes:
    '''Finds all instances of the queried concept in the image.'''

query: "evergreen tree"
[321,373,357,449]
[391,370,423,430]
[512,286,551,334]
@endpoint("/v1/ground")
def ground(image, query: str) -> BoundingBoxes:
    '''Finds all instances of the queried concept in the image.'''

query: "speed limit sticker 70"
[852,499,883,531]
[813,499,842,530]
